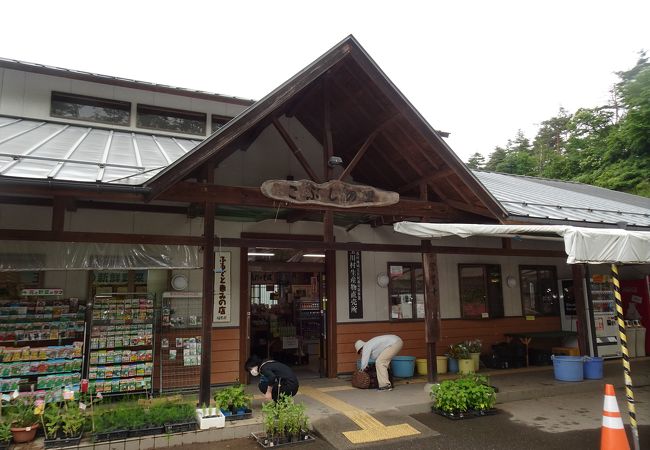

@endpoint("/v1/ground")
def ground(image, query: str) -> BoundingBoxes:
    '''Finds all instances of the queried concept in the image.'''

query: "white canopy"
[393,222,650,264]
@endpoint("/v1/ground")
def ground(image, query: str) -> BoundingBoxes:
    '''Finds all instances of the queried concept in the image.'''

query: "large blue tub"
[390,356,416,378]
[584,357,604,379]
[552,355,584,382]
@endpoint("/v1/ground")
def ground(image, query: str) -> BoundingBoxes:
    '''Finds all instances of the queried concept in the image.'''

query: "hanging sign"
[260,179,399,208]
[348,251,363,319]
[213,251,231,323]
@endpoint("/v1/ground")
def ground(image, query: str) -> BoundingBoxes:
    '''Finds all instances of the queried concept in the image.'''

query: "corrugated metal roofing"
[0,116,201,185]
[473,171,650,228]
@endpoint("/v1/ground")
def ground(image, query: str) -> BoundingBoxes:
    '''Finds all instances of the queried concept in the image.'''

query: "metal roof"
[473,171,650,228]
[0,116,201,185]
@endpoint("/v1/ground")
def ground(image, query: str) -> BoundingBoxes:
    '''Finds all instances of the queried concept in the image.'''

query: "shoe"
[378,384,393,391]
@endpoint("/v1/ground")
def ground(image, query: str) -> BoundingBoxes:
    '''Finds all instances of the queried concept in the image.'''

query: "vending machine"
[588,274,622,358]
[621,276,650,356]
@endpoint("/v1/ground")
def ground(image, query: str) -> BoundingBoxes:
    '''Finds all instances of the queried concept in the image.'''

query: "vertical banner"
[347,251,363,319]
[213,251,231,323]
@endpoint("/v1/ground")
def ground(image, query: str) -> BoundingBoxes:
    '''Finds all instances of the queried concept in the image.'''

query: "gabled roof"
[474,171,650,229]
[0,115,200,184]
[144,35,508,221]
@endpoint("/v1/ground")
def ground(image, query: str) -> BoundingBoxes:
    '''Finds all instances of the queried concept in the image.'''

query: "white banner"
[213,251,231,323]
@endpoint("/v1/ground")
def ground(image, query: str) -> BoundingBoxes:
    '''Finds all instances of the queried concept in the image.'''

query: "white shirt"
[359,334,401,370]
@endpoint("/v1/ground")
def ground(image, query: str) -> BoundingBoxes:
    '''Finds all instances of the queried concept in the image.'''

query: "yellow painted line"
[300,385,420,444]
[318,385,355,393]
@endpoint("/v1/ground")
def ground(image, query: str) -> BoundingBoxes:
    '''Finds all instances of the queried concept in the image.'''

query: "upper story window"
[137,105,206,136]
[519,265,560,316]
[50,92,130,126]
[388,262,424,320]
[458,264,504,319]
[211,114,232,133]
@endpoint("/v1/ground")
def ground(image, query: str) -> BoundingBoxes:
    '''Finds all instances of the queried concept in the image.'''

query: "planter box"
[251,431,315,448]
[93,429,129,442]
[221,408,253,422]
[164,421,198,434]
[196,409,225,430]
[44,433,83,448]
[0,440,11,450]
[432,407,498,420]
[127,426,165,438]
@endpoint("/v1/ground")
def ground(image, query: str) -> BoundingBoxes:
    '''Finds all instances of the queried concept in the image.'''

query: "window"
[50,92,130,125]
[250,284,278,306]
[519,266,559,316]
[388,263,424,320]
[137,105,206,135]
[211,114,232,133]
[458,264,504,319]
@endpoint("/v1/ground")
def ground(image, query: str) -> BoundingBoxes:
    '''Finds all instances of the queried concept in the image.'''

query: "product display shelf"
[0,289,86,394]
[88,293,155,396]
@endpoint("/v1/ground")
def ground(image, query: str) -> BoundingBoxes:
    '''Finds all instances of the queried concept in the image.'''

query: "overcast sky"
[2,0,649,162]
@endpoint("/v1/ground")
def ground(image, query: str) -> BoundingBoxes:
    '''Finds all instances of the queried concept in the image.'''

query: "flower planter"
[470,352,481,371]
[251,431,316,448]
[127,426,165,438]
[44,433,83,448]
[93,429,129,442]
[196,408,225,430]
[10,424,39,443]
[221,408,253,422]
[164,421,198,434]
[432,407,498,420]
[458,358,474,374]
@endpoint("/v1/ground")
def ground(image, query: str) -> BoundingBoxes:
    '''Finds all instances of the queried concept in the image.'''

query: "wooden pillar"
[324,211,337,377]
[199,201,215,405]
[239,247,250,383]
[572,264,589,355]
[51,196,65,238]
[421,240,441,383]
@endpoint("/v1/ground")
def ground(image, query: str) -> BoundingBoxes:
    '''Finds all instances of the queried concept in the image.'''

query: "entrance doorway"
[247,248,325,379]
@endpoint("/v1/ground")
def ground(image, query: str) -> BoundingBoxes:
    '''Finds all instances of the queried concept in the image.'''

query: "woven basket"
[351,370,371,389]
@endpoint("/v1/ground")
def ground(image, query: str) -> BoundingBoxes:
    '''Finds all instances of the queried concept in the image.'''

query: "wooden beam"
[249,261,325,273]
[419,183,428,201]
[239,246,250,384]
[445,199,495,219]
[161,182,454,219]
[286,210,313,223]
[51,196,65,237]
[421,240,440,383]
[272,118,321,183]
[0,183,145,202]
[323,76,334,181]
[397,167,455,194]
[572,264,589,356]
[337,130,377,181]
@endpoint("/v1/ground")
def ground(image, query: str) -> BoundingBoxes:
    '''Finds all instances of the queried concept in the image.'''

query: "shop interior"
[248,248,324,379]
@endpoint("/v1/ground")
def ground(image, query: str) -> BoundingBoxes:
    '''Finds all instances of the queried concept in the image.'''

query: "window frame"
[518,265,560,317]
[50,91,131,126]
[136,104,207,136]
[211,114,232,133]
[387,262,424,322]
[457,264,505,320]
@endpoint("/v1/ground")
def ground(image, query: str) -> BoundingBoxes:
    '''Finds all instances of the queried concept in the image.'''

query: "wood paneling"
[211,328,240,384]
[335,316,562,374]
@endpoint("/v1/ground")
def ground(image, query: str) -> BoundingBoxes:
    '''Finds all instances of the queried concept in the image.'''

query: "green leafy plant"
[261,394,308,441]
[43,403,62,439]
[430,374,496,414]
[0,420,12,443]
[61,404,85,438]
[446,343,470,360]
[214,384,252,412]
[8,396,37,428]
[465,339,482,353]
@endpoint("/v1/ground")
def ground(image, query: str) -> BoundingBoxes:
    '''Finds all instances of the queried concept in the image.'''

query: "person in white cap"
[355,334,403,391]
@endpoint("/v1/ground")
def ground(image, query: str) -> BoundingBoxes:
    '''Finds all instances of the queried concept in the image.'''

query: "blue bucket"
[356,359,376,370]
[391,356,416,378]
[552,355,584,382]
[448,357,459,374]
[584,357,604,379]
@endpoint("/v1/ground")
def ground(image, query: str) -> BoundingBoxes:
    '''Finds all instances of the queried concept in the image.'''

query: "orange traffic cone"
[600,384,630,450]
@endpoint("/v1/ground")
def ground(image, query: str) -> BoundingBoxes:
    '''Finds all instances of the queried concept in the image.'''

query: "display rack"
[590,275,622,358]
[88,293,154,395]
[0,289,85,396]
[158,292,202,392]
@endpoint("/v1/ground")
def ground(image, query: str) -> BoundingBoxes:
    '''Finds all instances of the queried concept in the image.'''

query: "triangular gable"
[145,35,508,221]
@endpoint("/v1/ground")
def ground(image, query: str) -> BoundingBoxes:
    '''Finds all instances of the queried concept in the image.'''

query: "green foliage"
[472,53,650,198]
[0,420,12,443]
[261,394,309,438]
[430,374,496,413]
[43,403,62,439]
[61,404,85,437]
[7,396,37,428]
[465,339,482,353]
[446,343,470,360]
[466,152,485,170]
[214,384,252,411]
[95,401,196,432]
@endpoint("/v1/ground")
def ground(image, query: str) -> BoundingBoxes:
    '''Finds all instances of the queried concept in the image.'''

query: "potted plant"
[446,343,470,374]
[255,394,312,447]
[43,403,62,448]
[160,402,198,434]
[466,339,482,371]
[94,409,128,442]
[0,420,12,450]
[430,374,496,419]
[60,403,85,446]
[214,384,252,420]
[8,396,39,443]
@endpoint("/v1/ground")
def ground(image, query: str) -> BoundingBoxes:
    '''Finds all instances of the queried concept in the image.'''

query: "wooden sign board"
[260,179,399,208]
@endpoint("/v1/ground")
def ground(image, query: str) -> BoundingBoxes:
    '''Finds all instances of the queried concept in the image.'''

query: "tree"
[467,152,486,170]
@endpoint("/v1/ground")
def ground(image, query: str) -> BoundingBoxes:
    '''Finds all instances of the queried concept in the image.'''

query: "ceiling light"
[303,254,326,258]
[247,252,275,256]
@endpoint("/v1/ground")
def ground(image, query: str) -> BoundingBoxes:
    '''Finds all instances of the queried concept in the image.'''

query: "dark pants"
[271,382,299,401]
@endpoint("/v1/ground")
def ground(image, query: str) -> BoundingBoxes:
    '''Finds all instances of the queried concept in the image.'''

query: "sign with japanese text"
[213,251,231,323]
[347,251,363,319]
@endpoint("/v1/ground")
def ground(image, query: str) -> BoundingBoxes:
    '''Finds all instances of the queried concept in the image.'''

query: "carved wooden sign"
[260,179,399,208]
